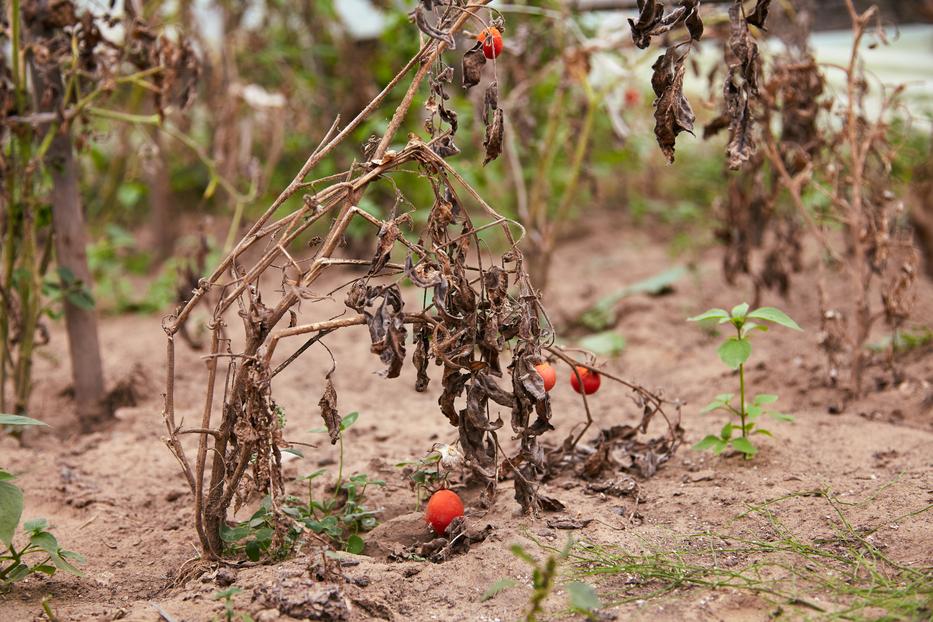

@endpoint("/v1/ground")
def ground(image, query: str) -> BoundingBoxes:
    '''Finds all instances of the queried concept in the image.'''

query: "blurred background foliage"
[62,0,931,313]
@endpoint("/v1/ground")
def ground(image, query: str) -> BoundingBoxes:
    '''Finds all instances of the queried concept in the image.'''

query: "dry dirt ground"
[2,214,931,622]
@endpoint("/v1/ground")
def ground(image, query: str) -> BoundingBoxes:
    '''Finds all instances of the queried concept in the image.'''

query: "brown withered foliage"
[697,1,920,397]
[164,2,676,561]
[634,0,704,163]
[162,4,681,562]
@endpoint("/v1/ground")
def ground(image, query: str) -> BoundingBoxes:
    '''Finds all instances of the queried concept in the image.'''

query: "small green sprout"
[688,303,802,458]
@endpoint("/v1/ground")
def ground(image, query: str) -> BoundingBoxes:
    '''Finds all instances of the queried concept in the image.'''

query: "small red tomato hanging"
[570,366,601,395]
[477,27,504,60]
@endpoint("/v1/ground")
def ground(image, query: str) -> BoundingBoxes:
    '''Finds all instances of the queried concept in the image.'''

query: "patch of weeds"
[568,486,933,621]
[868,327,932,354]
[221,411,384,560]
[481,540,603,620]
[688,303,801,458]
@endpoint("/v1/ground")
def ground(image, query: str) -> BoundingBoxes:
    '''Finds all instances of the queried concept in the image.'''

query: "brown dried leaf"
[721,2,762,169]
[546,517,593,530]
[411,6,455,48]
[746,0,772,29]
[368,220,399,276]
[345,283,408,378]
[318,375,340,445]
[462,44,486,89]
[651,46,695,163]
[629,0,702,49]
[412,323,431,392]
[483,107,504,165]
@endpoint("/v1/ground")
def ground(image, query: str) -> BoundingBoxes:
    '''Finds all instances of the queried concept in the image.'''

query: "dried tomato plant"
[638,0,919,398]
[162,2,682,562]
[755,1,919,396]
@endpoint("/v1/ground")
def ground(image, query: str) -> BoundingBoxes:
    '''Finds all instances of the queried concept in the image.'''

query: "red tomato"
[570,367,601,395]
[425,489,464,536]
[477,27,504,60]
[534,362,557,392]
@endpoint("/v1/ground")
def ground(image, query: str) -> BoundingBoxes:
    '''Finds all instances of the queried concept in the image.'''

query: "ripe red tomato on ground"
[570,366,601,395]
[534,362,557,392]
[425,489,464,536]
[477,27,504,59]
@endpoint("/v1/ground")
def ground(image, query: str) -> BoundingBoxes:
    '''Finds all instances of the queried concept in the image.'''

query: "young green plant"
[1,415,84,585]
[688,304,802,458]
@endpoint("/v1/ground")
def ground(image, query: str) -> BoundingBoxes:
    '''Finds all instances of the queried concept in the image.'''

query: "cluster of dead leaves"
[388,517,493,563]
[635,0,773,164]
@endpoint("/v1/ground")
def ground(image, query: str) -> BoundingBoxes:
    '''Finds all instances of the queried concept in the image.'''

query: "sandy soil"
[2,213,931,622]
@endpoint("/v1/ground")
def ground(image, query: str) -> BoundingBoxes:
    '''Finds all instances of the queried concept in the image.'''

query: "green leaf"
[0,414,49,427]
[23,518,48,533]
[577,331,626,357]
[688,308,729,323]
[747,307,802,331]
[301,468,328,481]
[339,411,360,431]
[720,422,733,440]
[480,577,517,602]
[740,322,768,337]
[699,399,728,414]
[768,411,795,422]
[245,540,262,561]
[718,338,751,369]
[346,534,365,554]
[0,480,24,547]
[219,524,250,542]
[583,267,688,330]
[753,428,774,437]
[66,288,96,311]
[281,448,304,458]
[730,303,750,319]
[30,532,83,576]
[5,563,30,583]
[566,581,601,613]
[510,544,535,564]
[731,437,758,456]
[693,435,725,452]
[753,394,779,405]
[746,405,762,419]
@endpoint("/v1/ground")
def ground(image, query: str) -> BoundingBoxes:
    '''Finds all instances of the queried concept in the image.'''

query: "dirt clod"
[253,575,349,621]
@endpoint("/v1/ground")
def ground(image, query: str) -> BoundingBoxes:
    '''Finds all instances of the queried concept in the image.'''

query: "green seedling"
[1,415,84,586]
[213,586,254,622]
[688,303,802,458]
